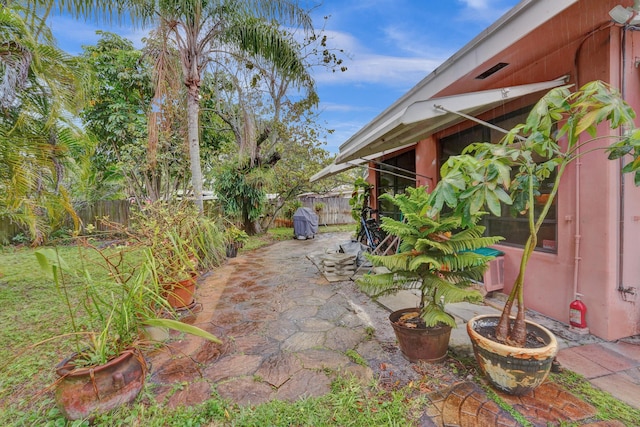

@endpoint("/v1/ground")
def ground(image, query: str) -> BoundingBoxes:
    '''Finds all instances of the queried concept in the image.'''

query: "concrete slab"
[556,347,614,379]
[573,344,638,372]
[590,373,640,409]
[449,327,473,358]
[377,289,420,312]
[446,302,501,323]
[602,341,640,363]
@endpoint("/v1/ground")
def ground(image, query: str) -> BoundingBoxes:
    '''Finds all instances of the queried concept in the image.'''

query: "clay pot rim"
[467,314,558,356]
[55,348,144,377]
[389,307,454,332]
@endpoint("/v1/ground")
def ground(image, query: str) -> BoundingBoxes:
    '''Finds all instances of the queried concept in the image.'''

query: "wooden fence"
[0,200,131,243]
[298,196,355,226]
[72,200,131,231]
[0,196,354,243]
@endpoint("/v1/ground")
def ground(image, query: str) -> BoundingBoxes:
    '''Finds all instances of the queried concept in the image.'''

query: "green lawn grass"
[241,224,354,252]
[2,224,638,426]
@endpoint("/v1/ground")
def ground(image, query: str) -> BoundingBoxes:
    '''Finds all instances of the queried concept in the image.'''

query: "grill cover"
[293,207,318,238]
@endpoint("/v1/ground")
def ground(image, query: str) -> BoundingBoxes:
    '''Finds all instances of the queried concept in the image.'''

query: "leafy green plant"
[428,81,640,346]
[11,232,29,245]
[349,177,373,222]
[283,199,303,220]
[124,200,226,284]
[224,223,249,247]
[34,243,220,368]
[358,186,503,327]
[213,160,271,233]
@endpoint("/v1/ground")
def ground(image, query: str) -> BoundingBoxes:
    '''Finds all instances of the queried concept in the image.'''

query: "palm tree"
[11,0,314,215]
[135,0,314,211]
[0,2,84,243]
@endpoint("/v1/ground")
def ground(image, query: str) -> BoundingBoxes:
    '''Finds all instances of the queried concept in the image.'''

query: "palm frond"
[356,186,504,320]
[420,303,457,328]
[365,252,412,272]
[357,272,419,299]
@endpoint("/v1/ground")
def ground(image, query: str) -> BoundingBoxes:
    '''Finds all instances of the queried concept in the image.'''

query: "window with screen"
[438,107,557,252]
[376,150,416,220]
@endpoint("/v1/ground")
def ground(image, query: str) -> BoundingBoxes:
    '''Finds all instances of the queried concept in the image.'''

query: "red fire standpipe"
[569,293,588,331]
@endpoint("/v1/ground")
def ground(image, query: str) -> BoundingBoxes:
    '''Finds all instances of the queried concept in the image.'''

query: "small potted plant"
[34,243,221,420]
[428,81,640,394]
[124,201,226,309]
[357,186,503,362]
[224,224,249,258]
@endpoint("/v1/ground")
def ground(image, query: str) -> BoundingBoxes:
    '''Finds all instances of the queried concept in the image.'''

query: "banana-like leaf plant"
[428,81,640,347]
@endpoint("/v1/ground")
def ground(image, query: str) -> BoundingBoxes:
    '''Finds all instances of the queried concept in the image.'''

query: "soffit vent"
[476,62,509,79]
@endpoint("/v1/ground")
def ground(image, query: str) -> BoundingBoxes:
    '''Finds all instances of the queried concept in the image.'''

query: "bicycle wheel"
[370,229,384,250]
[357,228,368,246]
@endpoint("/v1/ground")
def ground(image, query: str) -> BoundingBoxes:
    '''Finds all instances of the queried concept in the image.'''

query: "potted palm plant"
[35,243,221,420]
[224,224,249,258]
[357,186,503,362]
[428,81,640,394]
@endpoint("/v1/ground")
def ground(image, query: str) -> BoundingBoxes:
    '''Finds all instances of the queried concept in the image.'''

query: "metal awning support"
[344,162,417,182]
[309,143,415,182]
[433,104,527,142]
[334,76,570,164]
[360,157,432,182]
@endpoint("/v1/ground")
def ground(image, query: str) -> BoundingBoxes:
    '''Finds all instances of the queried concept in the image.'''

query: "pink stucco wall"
[408,1,640,340]
[491,16,640,340]
[367,0,640,339]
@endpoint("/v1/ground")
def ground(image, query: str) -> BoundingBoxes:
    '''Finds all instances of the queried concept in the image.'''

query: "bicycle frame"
[360,215,377,249]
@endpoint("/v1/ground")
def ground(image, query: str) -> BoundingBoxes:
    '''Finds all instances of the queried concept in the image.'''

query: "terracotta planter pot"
[389,308,453,363]
[164,277,196,309]
[467,314,558,395]
[226,244,238,258]
[54,348,146,420]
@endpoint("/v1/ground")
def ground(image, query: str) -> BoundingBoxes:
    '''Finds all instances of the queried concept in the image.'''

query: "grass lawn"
[1,224,639,426]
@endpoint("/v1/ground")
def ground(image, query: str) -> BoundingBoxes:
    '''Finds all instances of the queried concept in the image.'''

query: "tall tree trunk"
[186,84,204,212]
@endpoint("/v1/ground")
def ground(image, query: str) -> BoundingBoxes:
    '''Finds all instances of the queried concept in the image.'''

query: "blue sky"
[48,0,520,154]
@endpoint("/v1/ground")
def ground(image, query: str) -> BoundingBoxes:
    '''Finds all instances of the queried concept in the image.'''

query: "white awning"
[335,76,569,164]
[309,143,415,182]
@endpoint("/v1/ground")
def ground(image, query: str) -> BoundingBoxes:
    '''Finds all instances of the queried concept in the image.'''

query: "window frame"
[438,106,558,253]
[376,150,416,220]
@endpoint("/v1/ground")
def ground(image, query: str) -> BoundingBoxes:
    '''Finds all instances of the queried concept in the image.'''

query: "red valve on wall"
[569,293,587,329]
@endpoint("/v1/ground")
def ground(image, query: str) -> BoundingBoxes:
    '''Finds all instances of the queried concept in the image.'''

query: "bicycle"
[356,206,386,250]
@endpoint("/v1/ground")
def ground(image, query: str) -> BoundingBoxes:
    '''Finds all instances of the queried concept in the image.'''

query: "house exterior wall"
[372,1,640,340]
[480,23,639,341]
[415,138,438,190]
[477,18,640,340]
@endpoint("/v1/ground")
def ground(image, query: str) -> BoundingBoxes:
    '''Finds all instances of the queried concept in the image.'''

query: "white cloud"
[319,102,374,113]
[312,29,446,87]
[460,0,491,9]
[314,52,443,87]
[321,119,368,152]
[456,0,513,23]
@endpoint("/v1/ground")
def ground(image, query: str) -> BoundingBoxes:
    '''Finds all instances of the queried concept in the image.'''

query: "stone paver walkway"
[148,232,419,408]
[146,231,639,425]
[556,341,640,410]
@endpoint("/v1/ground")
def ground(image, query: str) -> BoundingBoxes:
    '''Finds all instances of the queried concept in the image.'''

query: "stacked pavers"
[321,253,357,282]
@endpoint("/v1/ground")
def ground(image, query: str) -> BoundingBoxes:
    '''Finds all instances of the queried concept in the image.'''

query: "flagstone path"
[145,231,629,426]
[147,232,419,408]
